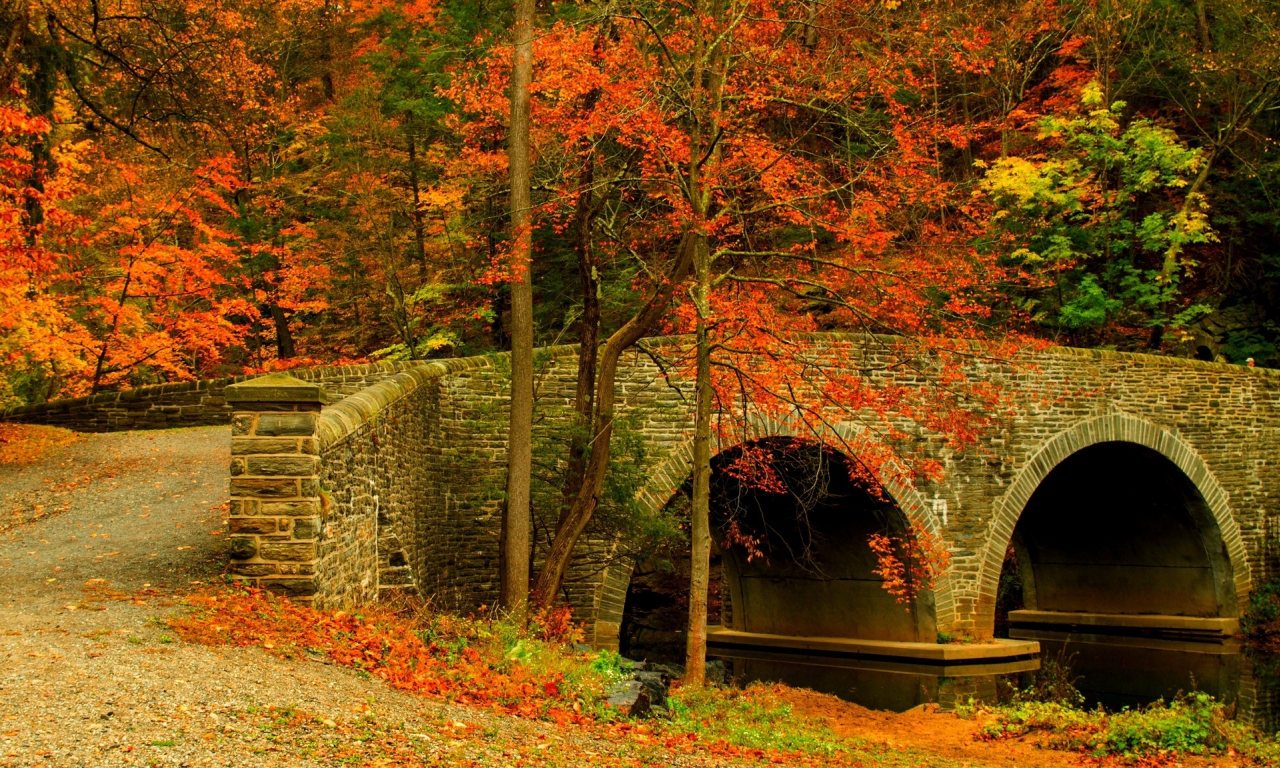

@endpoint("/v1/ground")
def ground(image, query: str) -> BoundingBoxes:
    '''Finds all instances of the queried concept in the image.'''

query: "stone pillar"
[224,373,327,604]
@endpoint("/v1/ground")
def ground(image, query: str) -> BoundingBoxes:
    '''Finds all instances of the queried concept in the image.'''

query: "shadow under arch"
[586,417,950,650]
[975,412,1252,638]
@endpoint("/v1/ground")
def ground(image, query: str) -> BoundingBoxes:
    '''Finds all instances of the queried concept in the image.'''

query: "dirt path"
[0,427,230,615]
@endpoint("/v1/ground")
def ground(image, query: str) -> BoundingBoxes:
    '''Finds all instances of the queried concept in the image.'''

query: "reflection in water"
[1016,631,1242,710]
[714,638,1280,736]
[712,648,1038,713]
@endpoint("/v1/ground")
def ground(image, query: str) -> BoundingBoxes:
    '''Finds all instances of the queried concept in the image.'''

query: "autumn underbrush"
[0,423,80,466]
[168,586,621,722]
[966,692,1280,764]
[166,587,863,764]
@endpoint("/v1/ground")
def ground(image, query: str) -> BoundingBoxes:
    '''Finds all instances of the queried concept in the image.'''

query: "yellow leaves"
[1080,80,1106,107]
[0,425,80,466]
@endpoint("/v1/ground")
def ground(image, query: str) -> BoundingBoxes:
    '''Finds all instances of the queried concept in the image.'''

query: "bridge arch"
[586,415,952,649]
[975,412,1253,638]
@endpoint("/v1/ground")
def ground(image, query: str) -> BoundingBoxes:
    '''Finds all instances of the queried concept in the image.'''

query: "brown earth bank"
[0,428,1260,767]
[780,689,1250,768]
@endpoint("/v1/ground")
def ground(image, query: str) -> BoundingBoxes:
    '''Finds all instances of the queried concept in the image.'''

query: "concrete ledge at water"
[705,626,1039,662]
[1008,610,1238,637]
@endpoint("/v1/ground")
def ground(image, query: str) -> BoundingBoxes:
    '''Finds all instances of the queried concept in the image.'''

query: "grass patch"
[666,683,845,755]
[971,692,1279,762]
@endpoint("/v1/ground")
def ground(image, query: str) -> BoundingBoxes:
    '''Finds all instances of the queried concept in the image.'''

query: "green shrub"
[980,692,1279,762]
[1243,578,1280,640]
[665,683,846,755]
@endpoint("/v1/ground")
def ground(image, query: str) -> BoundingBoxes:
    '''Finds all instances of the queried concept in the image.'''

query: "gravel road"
[1,427,231,612]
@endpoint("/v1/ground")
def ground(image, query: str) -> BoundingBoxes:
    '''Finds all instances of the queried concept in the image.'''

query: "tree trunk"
[0,2,29,92]
[683,0,726,686]
[685,233,713,687]
[501,0,536,619]
[407,123,428,265]
[559,155,599,533]
[271,304,296,359]
[530,233,696,608]
[1193,0,1212,53]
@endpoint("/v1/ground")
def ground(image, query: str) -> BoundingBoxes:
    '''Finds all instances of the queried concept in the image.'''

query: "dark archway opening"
[711,439,933,641]
[997,441,1242,709]
[618,438,934,665]
[1000,441,1235,621]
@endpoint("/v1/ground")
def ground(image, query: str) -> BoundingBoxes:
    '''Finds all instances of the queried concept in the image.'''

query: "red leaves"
[170,588,590,722]
[530,604,579,643]
[868,522,953,608]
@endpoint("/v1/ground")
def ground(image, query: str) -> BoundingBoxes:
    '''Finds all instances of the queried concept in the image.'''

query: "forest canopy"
[2,0,1278,408]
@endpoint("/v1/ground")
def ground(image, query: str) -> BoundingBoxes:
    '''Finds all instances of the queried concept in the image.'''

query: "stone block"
[291,517,320,539]
[259,577,318,599]
[256,413,319,437]
[225,373,327,405]
[232,563,278,577]
[247,456,319,477]
[227,536,257,560]
[230,517,278,535]
[260,500,320,517]
[230,478,298,498]
[259,541,317,562]
[232,437,301,455]
[231,414,254,436]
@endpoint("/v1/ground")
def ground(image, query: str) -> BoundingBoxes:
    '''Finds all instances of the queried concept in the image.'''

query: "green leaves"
[981,82,1216,338]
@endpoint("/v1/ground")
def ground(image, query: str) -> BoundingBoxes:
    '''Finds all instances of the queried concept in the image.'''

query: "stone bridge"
[6,336,1280,655]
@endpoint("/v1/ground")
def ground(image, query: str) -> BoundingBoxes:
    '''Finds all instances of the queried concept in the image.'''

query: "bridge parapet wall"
[222,355,501,608]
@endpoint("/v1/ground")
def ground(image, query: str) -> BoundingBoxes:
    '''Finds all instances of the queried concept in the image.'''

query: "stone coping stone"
[226,373,327,404]
[1008,609,1239,634]
[705,626,1040,662]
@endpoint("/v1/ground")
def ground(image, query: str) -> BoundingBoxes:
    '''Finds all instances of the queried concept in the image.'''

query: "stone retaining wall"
[1,361,427,433]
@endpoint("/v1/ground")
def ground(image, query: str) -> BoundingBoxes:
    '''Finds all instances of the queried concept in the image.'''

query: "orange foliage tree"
[439,1,1041,608]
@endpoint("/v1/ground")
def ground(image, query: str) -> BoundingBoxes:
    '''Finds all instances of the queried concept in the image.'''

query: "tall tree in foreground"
[685,0,727,688]
[501,0,536,618]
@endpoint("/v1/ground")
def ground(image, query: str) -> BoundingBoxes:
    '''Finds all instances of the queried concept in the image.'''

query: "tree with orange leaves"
[443,2,1028,642]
